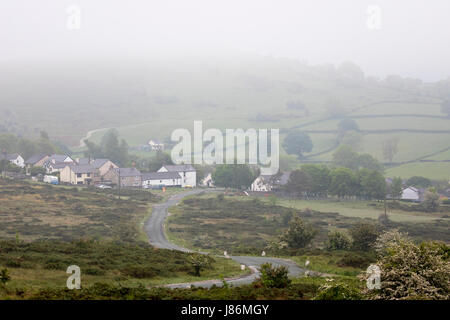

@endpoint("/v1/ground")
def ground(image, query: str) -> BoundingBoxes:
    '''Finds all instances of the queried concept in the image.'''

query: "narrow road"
[144,189,306,288]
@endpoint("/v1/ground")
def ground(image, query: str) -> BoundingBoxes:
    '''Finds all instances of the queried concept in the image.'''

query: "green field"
[386,162,450,180]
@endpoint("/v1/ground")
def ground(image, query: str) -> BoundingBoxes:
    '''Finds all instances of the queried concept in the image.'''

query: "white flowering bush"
[361,230,450,300]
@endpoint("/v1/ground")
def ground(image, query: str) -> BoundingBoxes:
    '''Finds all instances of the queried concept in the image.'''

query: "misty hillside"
[1,56,449,179]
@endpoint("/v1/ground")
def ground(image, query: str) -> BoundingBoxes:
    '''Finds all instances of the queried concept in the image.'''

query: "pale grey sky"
[1,0,449,81]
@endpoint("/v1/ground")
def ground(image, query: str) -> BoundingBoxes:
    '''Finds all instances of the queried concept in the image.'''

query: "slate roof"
[25,154,48,164]
[162,164,195,172]
[69,164,98,174]
[114,168,141,177]
[0,153,21,161]
[76,158,91,165]
[91,159,111,168]
[48,154,72,163]
[142,172,181,181]
[259,172,291,186]
[49,163,70,169]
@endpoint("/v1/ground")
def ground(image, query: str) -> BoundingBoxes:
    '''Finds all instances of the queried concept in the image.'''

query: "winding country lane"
[144,189,306,288]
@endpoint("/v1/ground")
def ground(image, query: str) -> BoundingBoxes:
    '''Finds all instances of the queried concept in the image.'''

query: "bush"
[349,223,379,251]
[259,263,291,288]
[326,231,352,250]
[337,253,373,269]
[280,217,317,249]
[120,266,157,279]
[314,282,362,300]
[361,238,450,300]
[84,268,106,276]
[421,188,441,212]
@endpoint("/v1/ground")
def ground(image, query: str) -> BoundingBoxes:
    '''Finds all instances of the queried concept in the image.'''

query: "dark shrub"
[121,266,157,279]
[259,263,291,288]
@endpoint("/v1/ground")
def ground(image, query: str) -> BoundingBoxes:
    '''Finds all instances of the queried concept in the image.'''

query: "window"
[77,173,82,178]
[86,173,90,177]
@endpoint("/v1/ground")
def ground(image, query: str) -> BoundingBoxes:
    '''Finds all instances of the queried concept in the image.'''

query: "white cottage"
[0,153,25,168]
[401,186,422,202]
[142,172,182,188]
[158,165,196,187]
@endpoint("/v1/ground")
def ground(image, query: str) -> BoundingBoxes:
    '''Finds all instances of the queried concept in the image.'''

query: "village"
[0,150,447,203]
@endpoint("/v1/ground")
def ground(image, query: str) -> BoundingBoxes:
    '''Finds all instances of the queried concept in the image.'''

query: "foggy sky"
[1,0,450,81]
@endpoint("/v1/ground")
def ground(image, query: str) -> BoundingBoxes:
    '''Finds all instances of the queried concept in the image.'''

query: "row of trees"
[84,129,129,166]
[0,131,65,159]
[285,164,386,200]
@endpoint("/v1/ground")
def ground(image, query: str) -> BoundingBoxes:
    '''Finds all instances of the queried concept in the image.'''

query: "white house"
[148,139,165,151]
[401,186,422,201]
[250,172,291,192]
[142,172,182,188]
[250,175,273,192]
[43,154,74,173]
[0,153,25,168]
[200,173,214,187]
[158,164,196,187]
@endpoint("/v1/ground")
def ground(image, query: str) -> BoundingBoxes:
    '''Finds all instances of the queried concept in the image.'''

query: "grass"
[165,194,450,253]
[0,179,159,242]
[0,240,246,295]
[272,198,444,223]
[386,162,450,180]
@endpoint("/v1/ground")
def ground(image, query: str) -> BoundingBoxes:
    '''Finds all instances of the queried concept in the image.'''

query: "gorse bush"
[259,263,291,288]
[280,217,317,249]
[314,282,362,300]
[349,223,379,251]
[326,231,352,250]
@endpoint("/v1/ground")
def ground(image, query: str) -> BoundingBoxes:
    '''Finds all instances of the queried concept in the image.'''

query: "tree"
[0,159,22,173]
[300,164,331,197]
[212,164,257,189]
[285,169,313,197]
[280,216,317,249]
[358,169,386,200]
[40,130,50,140]
[362,235,450,300]
[332,146,382,172]
[329,167,358,198]
[349,223,379,251]
[84,129,130,166]
[406,176,431,188]
[30,166,46,176]
[282,130,313,158]
[326,231,352,250]
[422,188,441,212]
[340,131,363,151]
[332,145,360,170]
[357,154,383,172]
[338,61,365,82]
[0,269,11,289]
[259,263,291,288]
[382,138,399,163]
[148,151,173,172]
[188,254,214,277]
[441,98,450,117]
[391,177,403,200]
[337,118,359,132]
